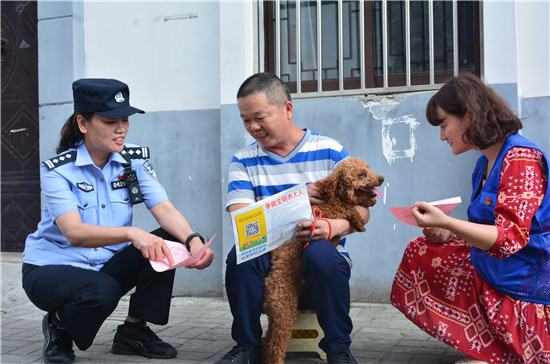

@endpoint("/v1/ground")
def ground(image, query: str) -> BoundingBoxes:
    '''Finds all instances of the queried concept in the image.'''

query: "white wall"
[482,1,518,85]
[219,0,257,105]
[83,1,221,112]
[483,0,550,98]
[514,1,550,98]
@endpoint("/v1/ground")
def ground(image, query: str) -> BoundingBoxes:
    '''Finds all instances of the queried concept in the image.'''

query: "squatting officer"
[22,78,214,364]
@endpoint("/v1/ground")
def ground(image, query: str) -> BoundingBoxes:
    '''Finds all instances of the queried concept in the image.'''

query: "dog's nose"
[379,176,385,184]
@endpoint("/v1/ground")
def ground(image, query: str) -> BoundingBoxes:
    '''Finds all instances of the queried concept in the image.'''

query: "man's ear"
[284,100,293,119]
[76,114,88,134]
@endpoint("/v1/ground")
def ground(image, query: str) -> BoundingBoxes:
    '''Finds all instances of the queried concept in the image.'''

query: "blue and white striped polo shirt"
[226,129,352,261]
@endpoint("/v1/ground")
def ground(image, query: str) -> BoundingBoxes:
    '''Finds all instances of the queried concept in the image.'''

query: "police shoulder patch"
[120,146,150,160]
[143,160,158,179]
[42,151,77,170]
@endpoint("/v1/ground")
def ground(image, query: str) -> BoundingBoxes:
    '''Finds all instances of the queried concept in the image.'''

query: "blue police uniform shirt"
[23,142,168,271]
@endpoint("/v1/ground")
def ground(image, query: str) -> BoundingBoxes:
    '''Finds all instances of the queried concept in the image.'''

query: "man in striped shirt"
[216,73,369,364]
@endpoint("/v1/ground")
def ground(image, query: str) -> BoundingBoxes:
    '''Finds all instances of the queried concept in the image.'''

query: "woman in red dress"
[391,73,550,364]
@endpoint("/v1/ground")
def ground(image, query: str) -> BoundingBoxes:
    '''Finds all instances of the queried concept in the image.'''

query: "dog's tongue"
[369,187,383,199]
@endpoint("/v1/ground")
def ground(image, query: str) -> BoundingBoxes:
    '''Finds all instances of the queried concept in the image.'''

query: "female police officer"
[22,78,214,364]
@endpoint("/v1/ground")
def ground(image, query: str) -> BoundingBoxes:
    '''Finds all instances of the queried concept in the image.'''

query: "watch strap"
[184,233,204,252]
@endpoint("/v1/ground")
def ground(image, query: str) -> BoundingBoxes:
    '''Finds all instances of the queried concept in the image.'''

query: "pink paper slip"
[149,233,216,272]
[389,197,462,227]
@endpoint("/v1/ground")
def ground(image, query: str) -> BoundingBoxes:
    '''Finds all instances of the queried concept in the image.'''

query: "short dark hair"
[426,72,522,150]
[236,72,291,107]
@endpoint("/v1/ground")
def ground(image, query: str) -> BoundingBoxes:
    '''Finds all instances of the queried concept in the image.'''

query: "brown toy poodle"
[261,157,384,363]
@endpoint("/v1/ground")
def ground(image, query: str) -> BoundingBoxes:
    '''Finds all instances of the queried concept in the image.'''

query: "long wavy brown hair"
[426,72,522,150]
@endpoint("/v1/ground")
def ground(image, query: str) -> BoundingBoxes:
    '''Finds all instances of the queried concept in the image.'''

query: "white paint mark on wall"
[358,95,419,165]
[383,183,388,205]
[381,115,419,165]
[358,95,407,120]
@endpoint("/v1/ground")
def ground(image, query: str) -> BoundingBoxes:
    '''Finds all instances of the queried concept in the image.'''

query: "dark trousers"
[22,229,176,351]
[225,239,353,353]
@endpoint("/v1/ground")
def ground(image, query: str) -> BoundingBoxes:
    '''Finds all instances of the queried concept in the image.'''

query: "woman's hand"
[413,201,499,251]
[413,201,454,243]
[186,237,214,270]
[149,200,214,269]
[422,227,453,244]
[127,227,175,266]
[411,201,450,228]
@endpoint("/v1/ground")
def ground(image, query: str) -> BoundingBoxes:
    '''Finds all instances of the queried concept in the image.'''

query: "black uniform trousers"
[22,228,176,351]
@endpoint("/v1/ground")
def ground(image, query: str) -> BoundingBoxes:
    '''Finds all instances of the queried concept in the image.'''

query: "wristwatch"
[184,233,205,252]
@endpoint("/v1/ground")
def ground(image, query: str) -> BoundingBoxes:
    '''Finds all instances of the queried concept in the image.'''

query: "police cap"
[72,78,145,119]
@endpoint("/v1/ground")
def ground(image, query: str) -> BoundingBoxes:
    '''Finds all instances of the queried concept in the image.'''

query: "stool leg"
[286,311,327,360]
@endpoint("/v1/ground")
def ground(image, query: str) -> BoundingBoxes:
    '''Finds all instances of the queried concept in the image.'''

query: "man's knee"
[302,241,349,279]
[303,241,337,267]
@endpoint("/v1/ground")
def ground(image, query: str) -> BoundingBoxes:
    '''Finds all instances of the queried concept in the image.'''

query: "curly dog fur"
[261,158,384,363]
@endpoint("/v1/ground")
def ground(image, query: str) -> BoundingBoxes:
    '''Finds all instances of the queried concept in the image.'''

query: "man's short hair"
[237,73,291,107]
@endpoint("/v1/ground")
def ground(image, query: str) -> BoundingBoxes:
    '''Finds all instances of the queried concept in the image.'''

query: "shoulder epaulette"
[120,146,150,160]
[42,151,77,170]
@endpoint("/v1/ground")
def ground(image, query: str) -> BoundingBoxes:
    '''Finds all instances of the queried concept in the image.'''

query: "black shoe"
[214,345,260,364]
[327,344,358,364]
[42,312,75,364]
[111,321,177,359]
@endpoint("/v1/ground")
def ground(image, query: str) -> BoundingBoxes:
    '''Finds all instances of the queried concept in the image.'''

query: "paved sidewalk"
[1,253,463,364]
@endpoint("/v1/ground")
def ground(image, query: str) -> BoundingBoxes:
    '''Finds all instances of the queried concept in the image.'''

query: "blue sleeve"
[226,155,256,210]
[41,165,79,221]
[134,159,169,209]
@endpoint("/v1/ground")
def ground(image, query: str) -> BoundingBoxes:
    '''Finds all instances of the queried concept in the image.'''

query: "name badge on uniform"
[111,180,127,190]
[77,182,94,192]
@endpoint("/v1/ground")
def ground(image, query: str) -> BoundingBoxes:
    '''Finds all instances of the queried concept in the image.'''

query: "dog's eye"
[358,172,366,178]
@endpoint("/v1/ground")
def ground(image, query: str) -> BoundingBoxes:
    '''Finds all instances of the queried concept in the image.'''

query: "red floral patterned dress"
[391,147,550,363]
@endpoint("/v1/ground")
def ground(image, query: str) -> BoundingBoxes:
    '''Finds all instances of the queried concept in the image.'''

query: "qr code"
[245,221,260,238]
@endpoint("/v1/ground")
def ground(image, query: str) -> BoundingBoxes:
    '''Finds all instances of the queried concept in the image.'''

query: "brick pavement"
[1,253,463,364]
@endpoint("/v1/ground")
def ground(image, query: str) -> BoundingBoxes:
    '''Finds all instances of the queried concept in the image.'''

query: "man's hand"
[295,219,331,243]
[307,182,324,205]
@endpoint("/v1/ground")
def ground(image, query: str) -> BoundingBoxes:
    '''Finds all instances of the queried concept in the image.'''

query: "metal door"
[1,1,40,252]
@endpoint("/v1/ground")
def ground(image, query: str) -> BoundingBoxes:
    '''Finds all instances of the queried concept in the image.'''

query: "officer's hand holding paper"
[149,234,216,272]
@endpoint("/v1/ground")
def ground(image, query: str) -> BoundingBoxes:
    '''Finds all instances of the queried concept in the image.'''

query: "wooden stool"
[286,309,327,360]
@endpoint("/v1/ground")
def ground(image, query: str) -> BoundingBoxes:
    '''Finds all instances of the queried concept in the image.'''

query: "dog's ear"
[317,170,339,197]
[336,165,357,204]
